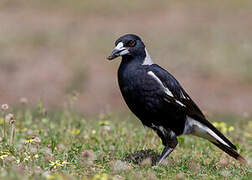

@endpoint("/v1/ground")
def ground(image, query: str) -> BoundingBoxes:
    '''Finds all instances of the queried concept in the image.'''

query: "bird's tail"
[211,141,246,163]
[188,117,246,163]
[201,123,247,163]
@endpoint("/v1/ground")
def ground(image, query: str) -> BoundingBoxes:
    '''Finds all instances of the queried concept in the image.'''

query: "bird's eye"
[128,40,136,47]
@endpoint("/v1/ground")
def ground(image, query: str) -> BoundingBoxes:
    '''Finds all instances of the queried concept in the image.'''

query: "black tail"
[188,115,246,163]
[195,115,238,150]
[211,141,246,163]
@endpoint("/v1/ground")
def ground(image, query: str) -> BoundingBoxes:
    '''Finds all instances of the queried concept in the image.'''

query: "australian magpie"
[107,34,246,164]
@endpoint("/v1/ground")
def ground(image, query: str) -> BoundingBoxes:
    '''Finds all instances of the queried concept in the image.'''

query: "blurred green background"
[1,0,252,115]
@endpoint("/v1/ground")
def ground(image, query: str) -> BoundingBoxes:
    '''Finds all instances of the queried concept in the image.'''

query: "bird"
[107,34,246,164]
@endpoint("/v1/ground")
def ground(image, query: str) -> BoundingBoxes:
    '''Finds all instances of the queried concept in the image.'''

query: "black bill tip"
[107,55,114,60]
[107,54,119,60]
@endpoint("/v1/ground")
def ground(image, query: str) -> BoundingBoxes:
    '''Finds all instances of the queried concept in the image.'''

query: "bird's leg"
[158,146,174,164]
[157,129,178,165]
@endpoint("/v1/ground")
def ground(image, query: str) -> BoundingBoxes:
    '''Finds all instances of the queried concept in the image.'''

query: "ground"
[0,101,251,179]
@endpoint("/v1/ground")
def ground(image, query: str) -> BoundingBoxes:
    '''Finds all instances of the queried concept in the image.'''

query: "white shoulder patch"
[142,48,154,65]
[147,71,174,97]
[183,116,230,147]
[175,100,185,107]
[180,91,189,99]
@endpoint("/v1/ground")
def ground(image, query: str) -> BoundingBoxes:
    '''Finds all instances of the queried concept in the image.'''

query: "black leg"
[156,128,178,165]
[158,146,174,164]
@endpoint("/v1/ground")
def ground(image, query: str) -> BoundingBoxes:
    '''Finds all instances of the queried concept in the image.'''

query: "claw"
[158,146,174,165]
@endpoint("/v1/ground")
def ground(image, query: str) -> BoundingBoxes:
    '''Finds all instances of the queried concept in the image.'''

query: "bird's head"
[107,34,146,61]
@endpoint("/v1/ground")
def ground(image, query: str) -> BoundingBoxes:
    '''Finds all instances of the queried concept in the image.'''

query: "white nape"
[142,48,154,65]
[147,71,173,97]
[183,116,230,147]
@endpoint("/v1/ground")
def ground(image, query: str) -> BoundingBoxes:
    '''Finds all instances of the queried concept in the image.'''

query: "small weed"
[0,101,251,179]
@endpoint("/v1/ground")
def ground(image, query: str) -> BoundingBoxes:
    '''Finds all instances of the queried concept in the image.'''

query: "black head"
[107,34,146,60]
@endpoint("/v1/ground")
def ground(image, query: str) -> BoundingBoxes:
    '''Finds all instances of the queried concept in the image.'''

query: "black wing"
[149,64,237,150]
[150,64,205,118]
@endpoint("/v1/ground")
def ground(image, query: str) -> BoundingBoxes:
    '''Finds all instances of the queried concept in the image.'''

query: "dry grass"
[0,101,251,179]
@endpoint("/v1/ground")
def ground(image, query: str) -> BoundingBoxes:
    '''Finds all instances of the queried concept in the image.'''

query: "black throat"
[121,50,146,65]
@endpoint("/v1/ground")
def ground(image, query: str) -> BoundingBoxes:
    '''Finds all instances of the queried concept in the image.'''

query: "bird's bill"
[107,42,129,60]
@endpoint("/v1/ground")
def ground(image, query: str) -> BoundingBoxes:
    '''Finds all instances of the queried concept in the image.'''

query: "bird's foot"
[157,146,174,165]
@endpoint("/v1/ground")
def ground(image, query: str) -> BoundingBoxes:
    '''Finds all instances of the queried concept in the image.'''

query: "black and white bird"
[107,34,245,164]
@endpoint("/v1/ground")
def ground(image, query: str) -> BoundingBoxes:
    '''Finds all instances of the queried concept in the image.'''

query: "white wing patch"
[175,100,185,107]
[183,116,230,147]
[147,71,174,97]
[180,91,189,99]
[142,48,154,65]
[147,71,186,107]
[164,98,185,107]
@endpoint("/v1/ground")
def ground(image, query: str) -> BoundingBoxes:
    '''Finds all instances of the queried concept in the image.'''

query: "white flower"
[1,104,9,111]
[34,137,41,143]
[103,126,111,131]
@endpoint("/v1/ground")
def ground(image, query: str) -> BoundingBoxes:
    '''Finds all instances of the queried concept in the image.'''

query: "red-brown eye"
[128,40,136,47]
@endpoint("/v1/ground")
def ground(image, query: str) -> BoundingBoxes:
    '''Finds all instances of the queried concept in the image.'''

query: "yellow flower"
[99,121,110,126]
[92,130,96,135]
[213,122,222,128]
[213,122,234,133]
[245,132,252,138]
[33,154,39,158]
[221,127,227,134]
[20,128,28,132]
[0,117,4,124]
[25,137,41,144]
[23,153,31,161]
[25,138,34,144]
[46,174,61,180]
[71,129,80,135]
[24,156,31,161]
[49,160,63,169]
[248,121,252,128]
[92,173,108,180]
[34,129,44,134]
[217,122,226,128]
[0,151,9,160]
[227,126,234,132]
[82,176,89,180]
[61,160,69,165]
[49,160,70,169]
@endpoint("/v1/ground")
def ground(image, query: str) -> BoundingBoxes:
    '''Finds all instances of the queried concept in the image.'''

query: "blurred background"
[0,0,252,116]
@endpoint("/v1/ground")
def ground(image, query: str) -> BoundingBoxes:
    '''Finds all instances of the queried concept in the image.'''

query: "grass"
[0,100,251,180]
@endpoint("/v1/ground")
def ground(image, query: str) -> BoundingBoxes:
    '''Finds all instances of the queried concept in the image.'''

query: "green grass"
[0,102,251,180]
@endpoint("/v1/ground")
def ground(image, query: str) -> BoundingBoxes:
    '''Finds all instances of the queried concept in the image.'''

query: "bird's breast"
[118,65,162,114]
